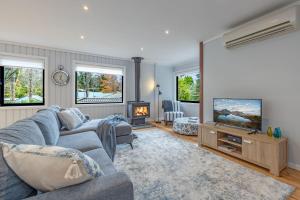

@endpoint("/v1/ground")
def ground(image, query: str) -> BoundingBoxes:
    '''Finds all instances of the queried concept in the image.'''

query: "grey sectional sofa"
[0,106,134,200]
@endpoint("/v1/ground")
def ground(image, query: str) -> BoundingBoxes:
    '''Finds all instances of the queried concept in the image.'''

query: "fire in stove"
[134,106,149,117]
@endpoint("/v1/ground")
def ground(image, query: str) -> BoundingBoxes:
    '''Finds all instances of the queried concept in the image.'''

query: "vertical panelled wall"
[0,42,134,128]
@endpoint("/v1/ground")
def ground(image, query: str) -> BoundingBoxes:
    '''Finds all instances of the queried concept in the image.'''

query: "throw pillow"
[1,142,103,192]
[70,108,88,123]
[58,109,83,130]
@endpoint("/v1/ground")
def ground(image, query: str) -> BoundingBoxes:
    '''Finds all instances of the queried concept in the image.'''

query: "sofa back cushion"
[31,110,60,145]
[0,119,46,200]
[39,105,62,130]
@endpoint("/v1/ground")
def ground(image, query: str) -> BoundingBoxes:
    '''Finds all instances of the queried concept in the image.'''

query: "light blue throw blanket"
[96,115,127,161]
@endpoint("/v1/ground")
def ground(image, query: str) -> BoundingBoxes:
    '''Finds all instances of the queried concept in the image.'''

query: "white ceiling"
[0,0,296,66]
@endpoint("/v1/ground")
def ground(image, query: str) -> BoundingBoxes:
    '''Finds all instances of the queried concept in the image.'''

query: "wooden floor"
[151,122,300,200]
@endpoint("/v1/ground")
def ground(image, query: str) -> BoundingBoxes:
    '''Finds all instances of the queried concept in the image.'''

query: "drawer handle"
[244,139,253,144]
[209,130,216,134]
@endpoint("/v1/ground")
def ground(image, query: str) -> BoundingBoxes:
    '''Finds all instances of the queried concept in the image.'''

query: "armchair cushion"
[162,100,173,112]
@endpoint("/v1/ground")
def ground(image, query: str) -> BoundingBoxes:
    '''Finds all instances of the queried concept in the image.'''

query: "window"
[176,70,200,103]
[0,56,45,106]
[75,64,124,104]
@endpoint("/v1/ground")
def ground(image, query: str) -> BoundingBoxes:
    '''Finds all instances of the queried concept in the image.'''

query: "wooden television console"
[198,123,288,176]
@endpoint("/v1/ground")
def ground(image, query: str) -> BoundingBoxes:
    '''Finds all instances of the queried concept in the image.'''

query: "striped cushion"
[172,101,181,112]
[164,112,184,122]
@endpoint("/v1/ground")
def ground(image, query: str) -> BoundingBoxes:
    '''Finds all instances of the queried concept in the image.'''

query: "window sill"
[0,105,47,110]
[179,101,200,104]
[74,103,126,107]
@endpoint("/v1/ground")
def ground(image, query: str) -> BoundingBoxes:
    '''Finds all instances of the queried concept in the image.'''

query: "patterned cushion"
[0,119,46,200]
[58,109,83,130]
[31,110,60,145]
[70,108,88,123]
[1,142,103,192]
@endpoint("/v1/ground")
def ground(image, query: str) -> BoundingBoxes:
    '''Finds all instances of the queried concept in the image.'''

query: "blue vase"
[273,127,282,138]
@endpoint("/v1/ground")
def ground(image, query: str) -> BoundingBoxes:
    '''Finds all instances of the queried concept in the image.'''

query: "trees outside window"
[75,65,123,104]
[0,58,44,106]
[176,71,200,103]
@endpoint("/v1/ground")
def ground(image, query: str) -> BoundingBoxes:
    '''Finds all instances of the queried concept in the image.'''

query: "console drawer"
[202,127,218,148]
[242,138,258,163]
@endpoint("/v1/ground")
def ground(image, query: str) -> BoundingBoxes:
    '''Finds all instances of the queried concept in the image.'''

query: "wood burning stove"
[127,101,150,126]
[127,57,150,126]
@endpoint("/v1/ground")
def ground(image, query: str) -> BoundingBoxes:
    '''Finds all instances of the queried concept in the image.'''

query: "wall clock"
[52,65,70,86]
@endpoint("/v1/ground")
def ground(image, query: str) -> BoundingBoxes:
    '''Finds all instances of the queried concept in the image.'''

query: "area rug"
[114,128,294,200]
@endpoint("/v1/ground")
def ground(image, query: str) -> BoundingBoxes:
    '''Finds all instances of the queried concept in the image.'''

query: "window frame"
[175,70,200,104]
[0,55,46,107]
[73,61,126,106]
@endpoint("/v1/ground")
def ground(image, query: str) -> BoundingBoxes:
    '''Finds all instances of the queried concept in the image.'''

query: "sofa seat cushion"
[116,135,133,145]
[57,131,103,152]
[60,119,102,135]
[31,110,60,145]
[61,119,132,138]
[84,148,117,175]
[115,121,132,137]
[0,119,46,200]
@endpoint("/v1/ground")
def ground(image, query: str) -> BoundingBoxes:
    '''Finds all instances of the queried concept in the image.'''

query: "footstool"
[173,117,199,136]
[116,121,134,149]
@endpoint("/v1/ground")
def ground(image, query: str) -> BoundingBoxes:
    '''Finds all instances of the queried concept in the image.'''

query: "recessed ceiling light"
[165,30,170,35]
[80,35,85,40]
[83,5,89,11]
[140,47,144,51]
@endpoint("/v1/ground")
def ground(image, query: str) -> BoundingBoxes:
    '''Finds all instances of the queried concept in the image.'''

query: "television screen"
[213,98,262,130]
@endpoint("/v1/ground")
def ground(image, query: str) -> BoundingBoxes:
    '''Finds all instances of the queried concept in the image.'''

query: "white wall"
[204,31,300,169]
[154,66,174,120]
[140,62,156,120]
[0,41,135,128]
[180,102,199,117]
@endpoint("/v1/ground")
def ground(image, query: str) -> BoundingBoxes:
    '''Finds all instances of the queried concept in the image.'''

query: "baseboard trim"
[288,162,300,171]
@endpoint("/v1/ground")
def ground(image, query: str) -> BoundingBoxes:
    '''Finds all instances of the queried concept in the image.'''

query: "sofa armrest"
[24,172,133,200]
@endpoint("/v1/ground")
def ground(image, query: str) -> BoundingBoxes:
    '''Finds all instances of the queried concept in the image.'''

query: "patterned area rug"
[114,128,294,200]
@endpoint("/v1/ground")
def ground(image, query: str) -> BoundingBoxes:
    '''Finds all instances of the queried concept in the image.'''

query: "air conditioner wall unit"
[223,5,300,48]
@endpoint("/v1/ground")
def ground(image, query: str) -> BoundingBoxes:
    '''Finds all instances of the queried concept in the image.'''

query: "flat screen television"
[213,98,262,131]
